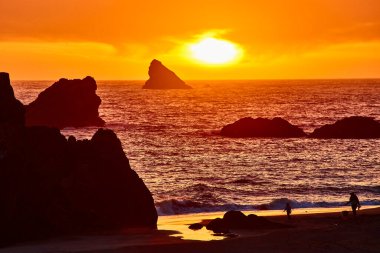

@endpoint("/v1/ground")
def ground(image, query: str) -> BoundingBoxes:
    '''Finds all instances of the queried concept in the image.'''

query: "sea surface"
[12,79,380,215]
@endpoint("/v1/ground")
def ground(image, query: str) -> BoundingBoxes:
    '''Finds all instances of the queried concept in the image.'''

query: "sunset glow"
[1,0,380,79]
[189,37,242,65]
[1,0,380,250]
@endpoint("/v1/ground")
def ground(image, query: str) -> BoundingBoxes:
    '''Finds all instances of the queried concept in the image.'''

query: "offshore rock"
[143,59,191,89]
[25,76,105,129]
[310,116,380,139]
[220,117,306,138]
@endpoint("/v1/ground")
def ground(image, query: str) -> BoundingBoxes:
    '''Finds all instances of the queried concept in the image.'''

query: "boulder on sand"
[188,223,203,230]
[205,210,290,233]
[25,76,105,129]
[310,116,380,139]
[206,218,229,233]
[220,117,306,138]
[143,59,191,89]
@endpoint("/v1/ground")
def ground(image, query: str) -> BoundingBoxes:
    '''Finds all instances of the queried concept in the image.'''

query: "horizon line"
[12,77,380,82]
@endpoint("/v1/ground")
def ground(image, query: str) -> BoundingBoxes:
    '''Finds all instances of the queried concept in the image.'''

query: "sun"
[189,37,242,65]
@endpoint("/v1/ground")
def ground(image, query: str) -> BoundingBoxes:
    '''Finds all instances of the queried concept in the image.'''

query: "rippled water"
[13,80,380,215]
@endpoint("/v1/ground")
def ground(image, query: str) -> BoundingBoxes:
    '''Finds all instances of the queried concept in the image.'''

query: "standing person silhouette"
[347,192,361,216]
[284,202,292,220]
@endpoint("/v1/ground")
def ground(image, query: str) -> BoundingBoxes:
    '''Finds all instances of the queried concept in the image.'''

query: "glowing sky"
[1,0,380,80]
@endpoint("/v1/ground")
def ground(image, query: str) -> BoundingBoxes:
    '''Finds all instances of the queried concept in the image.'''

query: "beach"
[2,206,379,253]
[3,1,380,252]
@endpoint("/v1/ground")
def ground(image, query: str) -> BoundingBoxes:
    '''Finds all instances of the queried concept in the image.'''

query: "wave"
[156,198,380,216]
[228,178,270,185]
[256,198,380,210]
[156,199,254,215]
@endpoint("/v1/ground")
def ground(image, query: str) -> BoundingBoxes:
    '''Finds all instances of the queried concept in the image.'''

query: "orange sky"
[1,0,380,80]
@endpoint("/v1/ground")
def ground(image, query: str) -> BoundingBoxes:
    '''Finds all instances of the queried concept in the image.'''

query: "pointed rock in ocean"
[25,76,105,129]
[143,59,191,89]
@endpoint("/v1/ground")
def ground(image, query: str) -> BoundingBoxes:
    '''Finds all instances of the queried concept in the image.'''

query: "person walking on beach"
[347,192,361,216]
[284,202,292,220]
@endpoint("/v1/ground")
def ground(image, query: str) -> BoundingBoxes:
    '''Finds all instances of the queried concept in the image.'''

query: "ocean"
[12,79,380,215]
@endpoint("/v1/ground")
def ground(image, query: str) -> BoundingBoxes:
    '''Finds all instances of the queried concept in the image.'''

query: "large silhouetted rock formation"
[0,72,24,126]
[221,117,306,138]
[310,116,380,139]
[25,76,105,129]
[206,211,290,233]
[143,59,191,89]
[0,73,157,245]
[0,128,157,244]
[0,72,25,157]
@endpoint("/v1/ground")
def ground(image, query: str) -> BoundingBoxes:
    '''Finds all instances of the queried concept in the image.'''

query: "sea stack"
[220,117,306,138]
[310,116,380,139]
[143,59,191,89]
[25,76,105,129]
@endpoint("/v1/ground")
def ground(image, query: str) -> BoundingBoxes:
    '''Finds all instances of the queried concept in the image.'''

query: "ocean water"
[12,80,380,215]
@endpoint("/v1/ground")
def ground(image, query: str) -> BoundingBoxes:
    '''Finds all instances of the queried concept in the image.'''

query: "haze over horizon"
[1,0,380,80]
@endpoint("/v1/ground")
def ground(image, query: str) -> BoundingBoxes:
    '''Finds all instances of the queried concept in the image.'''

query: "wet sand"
[1,206,379,253]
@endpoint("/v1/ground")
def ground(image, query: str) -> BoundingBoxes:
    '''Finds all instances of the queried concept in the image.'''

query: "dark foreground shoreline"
[2,207,379,253]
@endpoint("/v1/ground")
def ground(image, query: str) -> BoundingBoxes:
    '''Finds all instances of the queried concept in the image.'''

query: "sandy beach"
[1,206,379,253]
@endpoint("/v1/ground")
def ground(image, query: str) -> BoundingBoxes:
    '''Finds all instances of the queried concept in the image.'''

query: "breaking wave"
[156,198,380,216]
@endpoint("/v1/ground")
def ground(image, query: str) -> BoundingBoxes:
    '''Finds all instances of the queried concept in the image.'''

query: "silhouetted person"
[284,203,292,220]
[347,192,361,216]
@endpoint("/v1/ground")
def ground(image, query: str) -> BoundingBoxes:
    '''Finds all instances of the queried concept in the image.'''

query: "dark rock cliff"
[0,73,157,245]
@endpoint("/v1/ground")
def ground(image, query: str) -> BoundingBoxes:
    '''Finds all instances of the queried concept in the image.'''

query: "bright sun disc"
[190,37,241,64]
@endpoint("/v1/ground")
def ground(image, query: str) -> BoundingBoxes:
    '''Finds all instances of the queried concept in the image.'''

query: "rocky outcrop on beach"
[25,76,105,129]
[206,211,290,233]
[0,72,25,157]
[0,73,157,245]
[143,59,191,89]
[0,72,24,126]
[0,128,158,244]
[310,116,380,139]
[220,117,306,138]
